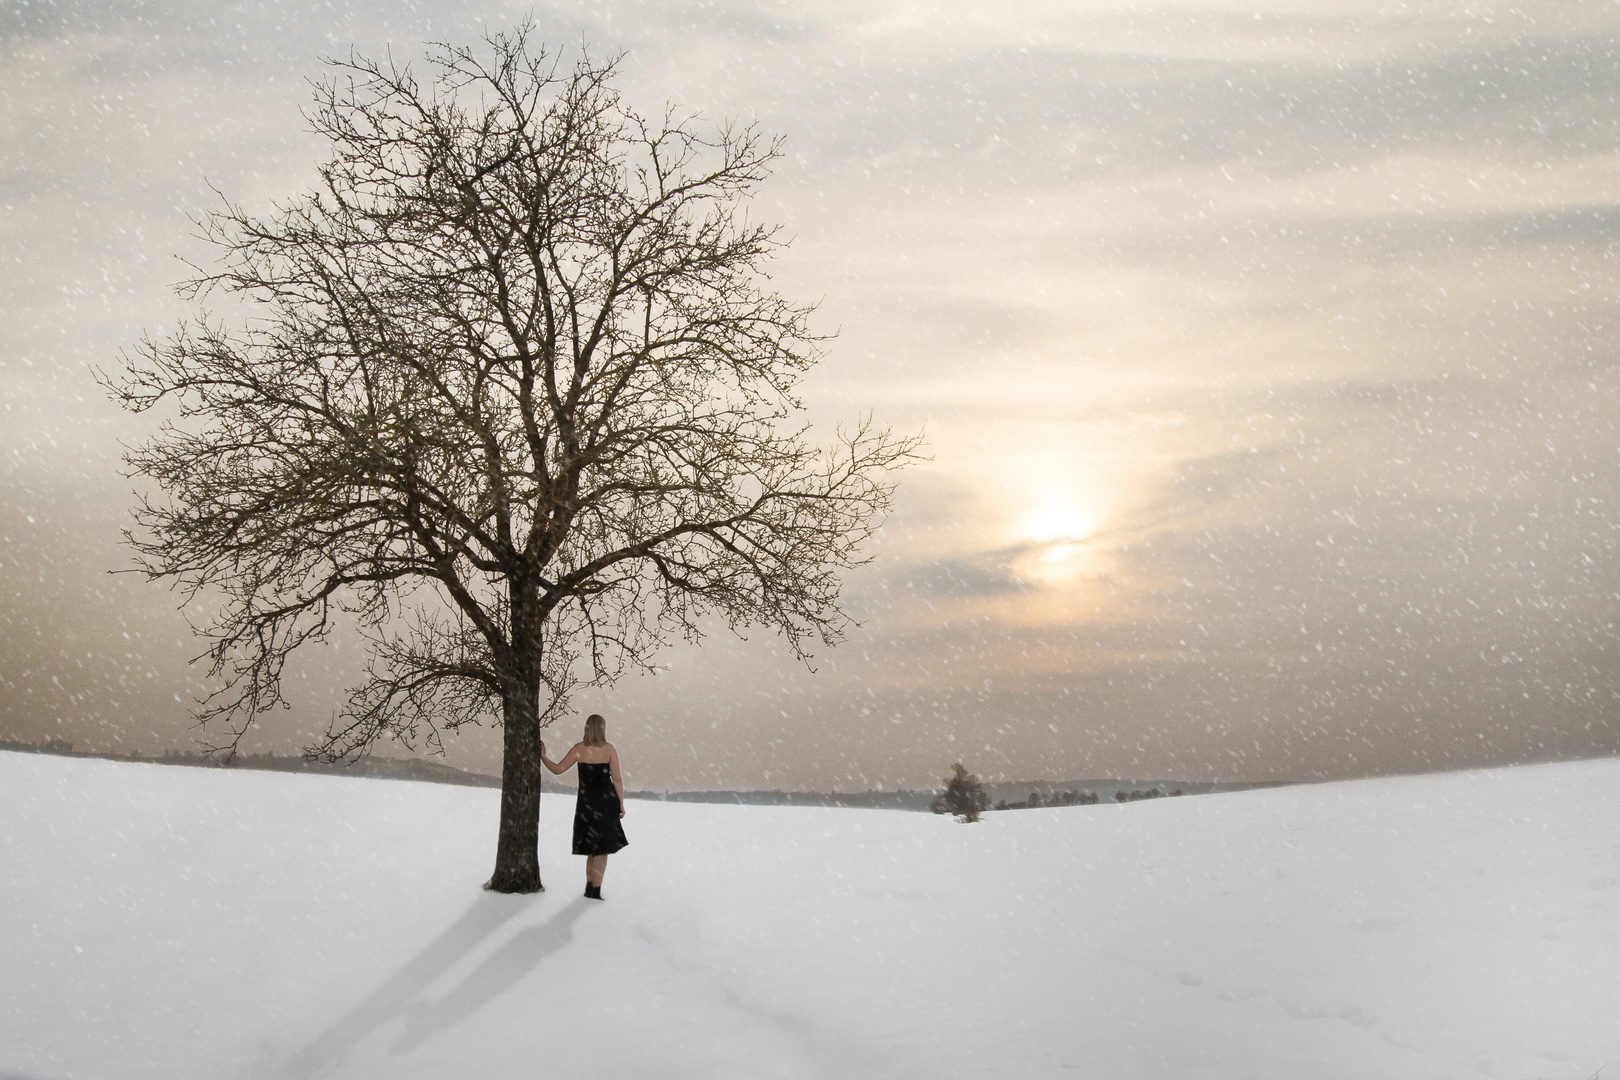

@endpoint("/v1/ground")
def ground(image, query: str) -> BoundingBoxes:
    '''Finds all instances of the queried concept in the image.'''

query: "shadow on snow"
[268,893,589,1078]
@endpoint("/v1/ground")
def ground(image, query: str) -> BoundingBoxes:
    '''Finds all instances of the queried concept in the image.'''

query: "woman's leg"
[586,854,607,887]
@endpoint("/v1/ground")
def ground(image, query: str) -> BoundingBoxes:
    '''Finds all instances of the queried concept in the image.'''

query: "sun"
[992,438,1119,586]
[1023,504,1096,544]
[1009,501,1105,588]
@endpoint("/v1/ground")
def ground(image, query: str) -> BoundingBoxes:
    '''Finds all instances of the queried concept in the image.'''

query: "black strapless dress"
[572,760,628,855]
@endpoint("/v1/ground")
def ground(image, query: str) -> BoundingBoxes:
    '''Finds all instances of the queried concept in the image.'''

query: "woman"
[541,714,628,900]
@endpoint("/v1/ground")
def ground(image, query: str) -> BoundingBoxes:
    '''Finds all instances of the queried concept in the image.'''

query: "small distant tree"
[931,762,990,822]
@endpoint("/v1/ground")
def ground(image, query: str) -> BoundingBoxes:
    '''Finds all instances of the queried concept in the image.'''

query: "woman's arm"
[540,742,581,775]
[608,745,626,818]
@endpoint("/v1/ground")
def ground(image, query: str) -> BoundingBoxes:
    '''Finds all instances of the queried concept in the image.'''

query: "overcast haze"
[3,0,1619,791]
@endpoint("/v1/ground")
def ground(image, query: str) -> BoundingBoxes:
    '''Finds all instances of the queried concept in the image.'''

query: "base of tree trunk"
[482,868,545,894]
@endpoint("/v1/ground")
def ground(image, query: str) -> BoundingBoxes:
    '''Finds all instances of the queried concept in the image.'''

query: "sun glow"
[1023,504,1097,545]
[1011,494,1110,588]
[972,421,1146,594]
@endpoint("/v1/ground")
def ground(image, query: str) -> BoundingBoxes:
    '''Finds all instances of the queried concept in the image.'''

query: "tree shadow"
[267,891,541,1079]
[389,897,591,1055]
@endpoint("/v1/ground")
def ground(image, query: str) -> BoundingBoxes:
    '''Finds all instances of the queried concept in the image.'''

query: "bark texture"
[487,689,543,893]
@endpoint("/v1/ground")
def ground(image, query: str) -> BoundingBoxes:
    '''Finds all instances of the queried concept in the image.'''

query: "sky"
[3,0,1619,792]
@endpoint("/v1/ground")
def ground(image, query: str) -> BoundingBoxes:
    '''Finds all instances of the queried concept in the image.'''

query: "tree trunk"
[485,684,544,893]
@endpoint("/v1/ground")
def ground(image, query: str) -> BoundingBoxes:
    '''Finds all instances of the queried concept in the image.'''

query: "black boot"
[584,882,603,900]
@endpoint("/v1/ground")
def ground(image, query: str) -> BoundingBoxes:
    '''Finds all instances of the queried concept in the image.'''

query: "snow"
[3,752,1617,1080]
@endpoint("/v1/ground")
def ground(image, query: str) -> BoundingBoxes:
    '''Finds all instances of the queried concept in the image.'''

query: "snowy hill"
[3,751,1617,1080]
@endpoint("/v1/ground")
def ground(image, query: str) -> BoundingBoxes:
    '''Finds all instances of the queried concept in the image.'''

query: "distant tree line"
[990,786,1186,809]
[639,789,934,810]
[930,762,1192,815]
[0,737,79,756]
[1112,786,1185,803]
[994,789,1101,811]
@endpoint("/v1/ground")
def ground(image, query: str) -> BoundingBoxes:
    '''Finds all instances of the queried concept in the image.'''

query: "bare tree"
[104,25,918,893]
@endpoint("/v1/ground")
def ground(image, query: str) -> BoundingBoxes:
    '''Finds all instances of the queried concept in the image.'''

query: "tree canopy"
[106,25,917,890]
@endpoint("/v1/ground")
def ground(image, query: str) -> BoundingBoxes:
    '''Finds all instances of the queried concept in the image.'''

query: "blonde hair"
[582,714,607,747]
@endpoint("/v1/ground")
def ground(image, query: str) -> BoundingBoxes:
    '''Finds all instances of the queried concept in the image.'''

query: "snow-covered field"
[3,752,1617,1080]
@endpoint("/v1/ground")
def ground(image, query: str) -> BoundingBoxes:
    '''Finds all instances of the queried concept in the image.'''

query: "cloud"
[884,557,1032,597]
